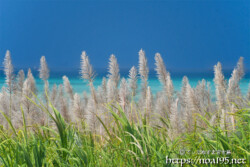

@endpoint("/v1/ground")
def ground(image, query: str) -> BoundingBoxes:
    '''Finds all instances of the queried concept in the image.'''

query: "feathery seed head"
[17,70,25,91]
[155,53,168,85]
[213,62,226,109]
[3,50,14,88]
[50,84,57,104]
[227,57,245,100]
[128,66,138,96]
[27,68,36,93]
[73,93,84,121]
[102,77,107,91]
[108,54,120,87]
[39,56,49,81]
[129,66,137,80]
[63,75,74,99]
[107,79,117,102]
[166,72,174,97]
[236,57,244,79]
[181,76,189,95]
[138,49,149,81]
[145,86,153,114]
[80,51,95,82]
[119,78,129,107]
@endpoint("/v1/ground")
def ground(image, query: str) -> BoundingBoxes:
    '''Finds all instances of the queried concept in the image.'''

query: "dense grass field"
[0,50,249,166]
[0,100,249,166]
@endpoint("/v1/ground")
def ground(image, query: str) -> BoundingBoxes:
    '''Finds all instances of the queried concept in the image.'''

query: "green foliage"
[0,101,249,166]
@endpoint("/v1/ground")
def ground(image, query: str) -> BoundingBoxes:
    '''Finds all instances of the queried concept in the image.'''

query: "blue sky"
[0,0,249,72]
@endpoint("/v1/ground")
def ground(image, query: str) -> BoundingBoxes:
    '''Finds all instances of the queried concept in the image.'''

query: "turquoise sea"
[0,70,249,100]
